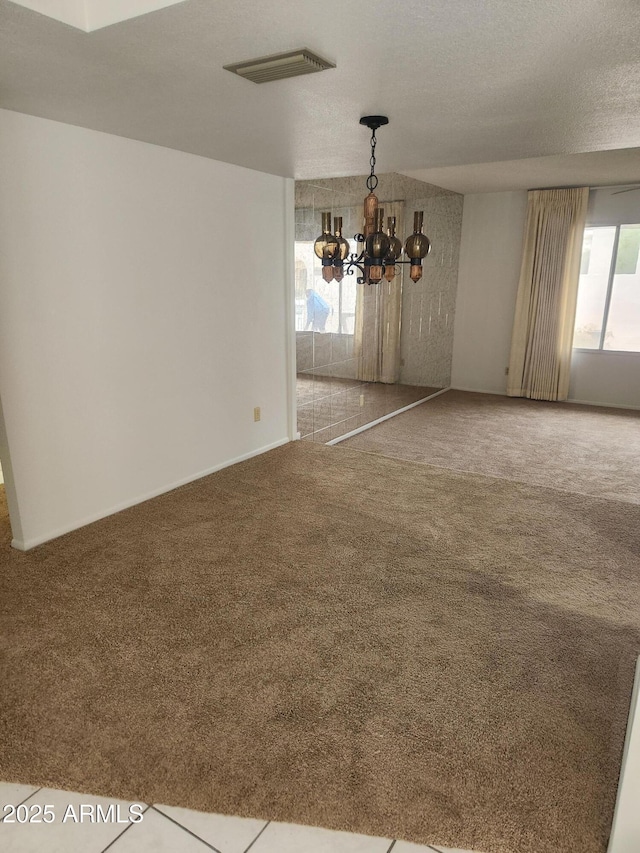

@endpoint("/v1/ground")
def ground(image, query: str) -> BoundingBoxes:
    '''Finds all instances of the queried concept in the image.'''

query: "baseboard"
[450,387,640,411]
[566,398,640,411]
[607,656,640,852]
[327,387,451,446]
[11,436,290,552]
[450,385,507,396]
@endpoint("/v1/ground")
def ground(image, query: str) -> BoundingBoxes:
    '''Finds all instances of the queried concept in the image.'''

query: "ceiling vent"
[223,49,335,84]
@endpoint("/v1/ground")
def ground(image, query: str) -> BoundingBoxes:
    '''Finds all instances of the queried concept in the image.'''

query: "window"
[573,224,640,352]
[294,241,357,335]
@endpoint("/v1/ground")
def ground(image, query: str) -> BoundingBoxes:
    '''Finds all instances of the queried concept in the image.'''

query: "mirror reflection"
[295,173,463,443]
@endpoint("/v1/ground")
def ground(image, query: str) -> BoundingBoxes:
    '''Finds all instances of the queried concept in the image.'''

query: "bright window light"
[573,224,640,352]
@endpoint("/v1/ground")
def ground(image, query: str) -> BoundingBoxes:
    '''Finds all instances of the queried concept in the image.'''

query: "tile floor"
[0,782,481,852]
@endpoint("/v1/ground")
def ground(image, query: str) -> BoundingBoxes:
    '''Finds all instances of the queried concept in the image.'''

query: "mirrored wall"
[295,173,463,443]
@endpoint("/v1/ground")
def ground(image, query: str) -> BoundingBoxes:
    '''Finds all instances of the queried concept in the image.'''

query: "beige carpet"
[0,441,639,853]
[341,390,640,504]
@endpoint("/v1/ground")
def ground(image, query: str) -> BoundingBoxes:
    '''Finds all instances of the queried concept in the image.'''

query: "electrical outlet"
[253,406,261,422]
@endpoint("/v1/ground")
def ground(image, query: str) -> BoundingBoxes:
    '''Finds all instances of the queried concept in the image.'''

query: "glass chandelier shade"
[384,216,403,281]
[404,211,431,282]
[313,211,341,282]
[332,217,351,282]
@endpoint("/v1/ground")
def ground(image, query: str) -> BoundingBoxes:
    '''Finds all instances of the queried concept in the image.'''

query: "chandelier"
[313,116,431,286]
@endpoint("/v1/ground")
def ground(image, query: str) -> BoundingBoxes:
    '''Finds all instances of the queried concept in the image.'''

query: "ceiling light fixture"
[314,116,431,285]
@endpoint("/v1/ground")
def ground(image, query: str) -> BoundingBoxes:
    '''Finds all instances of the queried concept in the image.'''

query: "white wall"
[0,109,294,549]
[586,184,640,226]
[569,351,640,408]
[451,191,527,394]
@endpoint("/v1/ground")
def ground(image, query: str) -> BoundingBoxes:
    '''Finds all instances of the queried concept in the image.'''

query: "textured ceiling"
[404,148,640,195]
[2,0,640,190]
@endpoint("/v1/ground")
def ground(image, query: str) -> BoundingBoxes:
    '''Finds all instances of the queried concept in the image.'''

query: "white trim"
[572,348,640,357]
[326,387,450,445]
[566,398,640,411]
[451,386,640,411]
[0,394,23,545]
[607,657,640,853]
[11,437,290,552]
[284,178,298,441]
[450,385,507,396]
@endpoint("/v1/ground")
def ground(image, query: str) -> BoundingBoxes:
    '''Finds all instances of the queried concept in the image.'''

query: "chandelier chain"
[366,129,378,192]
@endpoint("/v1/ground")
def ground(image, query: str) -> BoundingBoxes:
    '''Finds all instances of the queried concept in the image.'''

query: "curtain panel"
[354,200,404,383]
[507,187,589,401]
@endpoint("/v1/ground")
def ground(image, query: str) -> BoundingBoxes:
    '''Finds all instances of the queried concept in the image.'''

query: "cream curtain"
[507,187,589,401]
[354,201,404,383]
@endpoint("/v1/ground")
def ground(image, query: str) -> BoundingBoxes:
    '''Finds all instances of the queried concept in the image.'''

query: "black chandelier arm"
[340,254,418,286]
[342,254,365,283]
[343,241,415,268]
[344,260,364,276]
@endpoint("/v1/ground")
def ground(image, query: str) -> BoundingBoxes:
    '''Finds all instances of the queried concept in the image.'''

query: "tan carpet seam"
[335,441,640,506]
